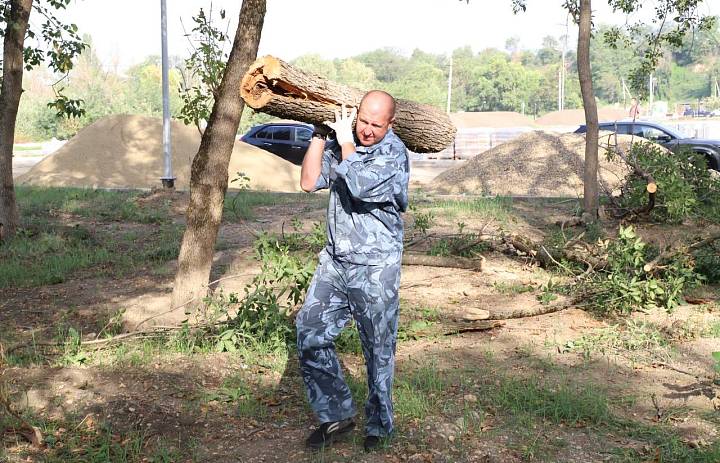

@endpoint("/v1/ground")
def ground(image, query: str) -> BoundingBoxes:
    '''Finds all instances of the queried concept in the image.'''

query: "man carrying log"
[295,90,409,452]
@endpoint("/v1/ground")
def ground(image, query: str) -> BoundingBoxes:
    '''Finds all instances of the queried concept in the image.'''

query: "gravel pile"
[430,131,649,197]
[18,114,303,192]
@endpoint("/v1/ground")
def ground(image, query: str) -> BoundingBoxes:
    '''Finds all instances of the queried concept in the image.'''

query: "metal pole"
[446,55,453,114]
[160,0,175,189]
[648,73,654,117]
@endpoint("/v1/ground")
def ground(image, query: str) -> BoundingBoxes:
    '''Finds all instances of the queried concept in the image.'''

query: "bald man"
[296,90,409,452]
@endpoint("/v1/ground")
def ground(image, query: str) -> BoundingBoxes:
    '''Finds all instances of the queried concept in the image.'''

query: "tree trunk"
[170,0,266,316]
[0,0,33,242]
[240,56,457,153]
[577,0,599,219]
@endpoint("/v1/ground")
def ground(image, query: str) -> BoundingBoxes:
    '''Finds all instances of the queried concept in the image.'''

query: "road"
[410,159,463,185]
[12,155,46,178]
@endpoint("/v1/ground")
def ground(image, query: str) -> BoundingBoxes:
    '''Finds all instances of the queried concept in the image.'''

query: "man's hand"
[312,124,331,139]
[324,104,356,146]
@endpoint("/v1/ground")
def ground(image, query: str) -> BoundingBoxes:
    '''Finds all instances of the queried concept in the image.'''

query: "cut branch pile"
[240,55,456,153]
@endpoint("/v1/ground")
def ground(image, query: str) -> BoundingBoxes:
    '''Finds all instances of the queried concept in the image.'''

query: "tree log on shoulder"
[240,55,456,153]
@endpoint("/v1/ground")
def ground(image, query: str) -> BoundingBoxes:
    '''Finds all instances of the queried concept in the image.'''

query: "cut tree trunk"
[239,55,456,153]
[169,0,266,318]
[577,0,599,219]
[0,0,33,242]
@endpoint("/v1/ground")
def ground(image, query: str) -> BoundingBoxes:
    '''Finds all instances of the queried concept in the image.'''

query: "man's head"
[355,90,396,147]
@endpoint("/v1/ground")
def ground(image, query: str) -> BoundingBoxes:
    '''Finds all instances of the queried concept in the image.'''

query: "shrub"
[583,226,702,315]
[615,143,720,223]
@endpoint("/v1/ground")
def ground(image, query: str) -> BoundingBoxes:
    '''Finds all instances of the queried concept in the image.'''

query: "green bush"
[201,231,319,351]
[616,143,720,223]
[584,226,702,315]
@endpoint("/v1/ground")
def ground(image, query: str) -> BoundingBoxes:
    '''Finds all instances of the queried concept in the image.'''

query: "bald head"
[360,90,396,119]
[355,90,396,147]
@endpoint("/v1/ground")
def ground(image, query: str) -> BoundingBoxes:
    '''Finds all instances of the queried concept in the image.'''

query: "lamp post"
[160,0,175,189]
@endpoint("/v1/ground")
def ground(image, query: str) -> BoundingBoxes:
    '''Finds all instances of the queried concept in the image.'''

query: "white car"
[711,109,720,117]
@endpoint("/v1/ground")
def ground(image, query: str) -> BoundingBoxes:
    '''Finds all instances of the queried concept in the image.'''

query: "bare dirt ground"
[1,189,719,463]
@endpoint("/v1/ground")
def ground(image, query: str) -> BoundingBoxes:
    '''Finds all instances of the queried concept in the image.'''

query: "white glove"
[324,104,356,146]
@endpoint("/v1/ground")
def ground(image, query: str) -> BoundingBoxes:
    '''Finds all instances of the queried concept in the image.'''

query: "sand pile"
[535,107,629,126]
[430,131,655,197]
[450,111,535,128]
[17,114,302,192]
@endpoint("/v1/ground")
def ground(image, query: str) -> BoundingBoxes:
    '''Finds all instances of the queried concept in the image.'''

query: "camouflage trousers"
[296,250,402,437]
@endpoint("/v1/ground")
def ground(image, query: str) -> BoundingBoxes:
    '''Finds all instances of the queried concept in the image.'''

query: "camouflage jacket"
[313,129,409,265]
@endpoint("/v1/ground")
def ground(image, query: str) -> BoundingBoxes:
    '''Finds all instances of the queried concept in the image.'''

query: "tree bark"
[577,0,599,219]
[240,55,457,153]
[0,0,33,242]
[170,0,266,316]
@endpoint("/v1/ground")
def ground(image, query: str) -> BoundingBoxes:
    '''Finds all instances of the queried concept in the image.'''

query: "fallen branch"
[486,302,574,320]
[409,320,504,338]
[402,253,484,271]
[426,299,574,321]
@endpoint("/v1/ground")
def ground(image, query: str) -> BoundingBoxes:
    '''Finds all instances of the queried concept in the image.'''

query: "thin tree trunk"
[0,0,33,242]
[577,0,599,219]
[170,0,266,315]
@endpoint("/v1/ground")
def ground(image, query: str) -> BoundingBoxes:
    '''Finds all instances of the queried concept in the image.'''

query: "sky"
[56,0,720,71]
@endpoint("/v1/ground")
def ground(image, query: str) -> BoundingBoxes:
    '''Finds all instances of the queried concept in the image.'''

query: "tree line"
[14,20,719,143]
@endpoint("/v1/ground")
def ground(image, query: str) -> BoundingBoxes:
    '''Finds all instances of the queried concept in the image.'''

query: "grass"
[202,374,269,419]
[3,413,187,463]
[0,186,192,287]
[17,186,170,224]
[493,281,535,296]
[426,196,513,222]
[224,190,327,220]
[562,320,672,362]
[0,224,182,288]
[13,144,43,152]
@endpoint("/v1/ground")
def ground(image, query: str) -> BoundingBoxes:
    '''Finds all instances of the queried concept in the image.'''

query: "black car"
[240,122,314,165]
[574,120,720,171]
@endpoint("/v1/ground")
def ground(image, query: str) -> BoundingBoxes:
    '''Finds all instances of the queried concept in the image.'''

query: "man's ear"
[388,117,395,128]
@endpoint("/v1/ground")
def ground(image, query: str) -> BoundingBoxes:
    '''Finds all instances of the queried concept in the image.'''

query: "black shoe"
[363,435,382,452]
[305,418,355,449]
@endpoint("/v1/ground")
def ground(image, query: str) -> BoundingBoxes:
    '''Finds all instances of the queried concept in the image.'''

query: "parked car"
[574,120,720,171]
[711,109,720,117]
[683,107,695,117]
[240,122,315,165]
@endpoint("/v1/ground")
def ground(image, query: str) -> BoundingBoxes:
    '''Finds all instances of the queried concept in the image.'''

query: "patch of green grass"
[203,374,268,419]
[0,224,182,288]
[493,281,535,296]
[336,325,363,354]
[704,320,720,338]
[482,374,612,427]
[614,426,720,462]
[16,186,169,224]
[562,320,671,361]
[13,144,43,151]
[224,190,326,220]
[9,413,189,463]
[0,231,111,287]
[395,362,452,421]
[428,196,513,222]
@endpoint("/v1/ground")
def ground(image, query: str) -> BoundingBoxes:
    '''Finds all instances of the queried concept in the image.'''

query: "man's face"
[355,99,393,147]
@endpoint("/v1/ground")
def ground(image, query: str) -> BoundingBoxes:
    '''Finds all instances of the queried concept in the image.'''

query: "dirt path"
[2,191,719,463]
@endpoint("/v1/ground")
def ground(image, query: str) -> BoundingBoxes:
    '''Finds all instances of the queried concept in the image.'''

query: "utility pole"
[648,73,654,117]
[160,0,175,189]
[560,13,569,112]
[446,54,453,114]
